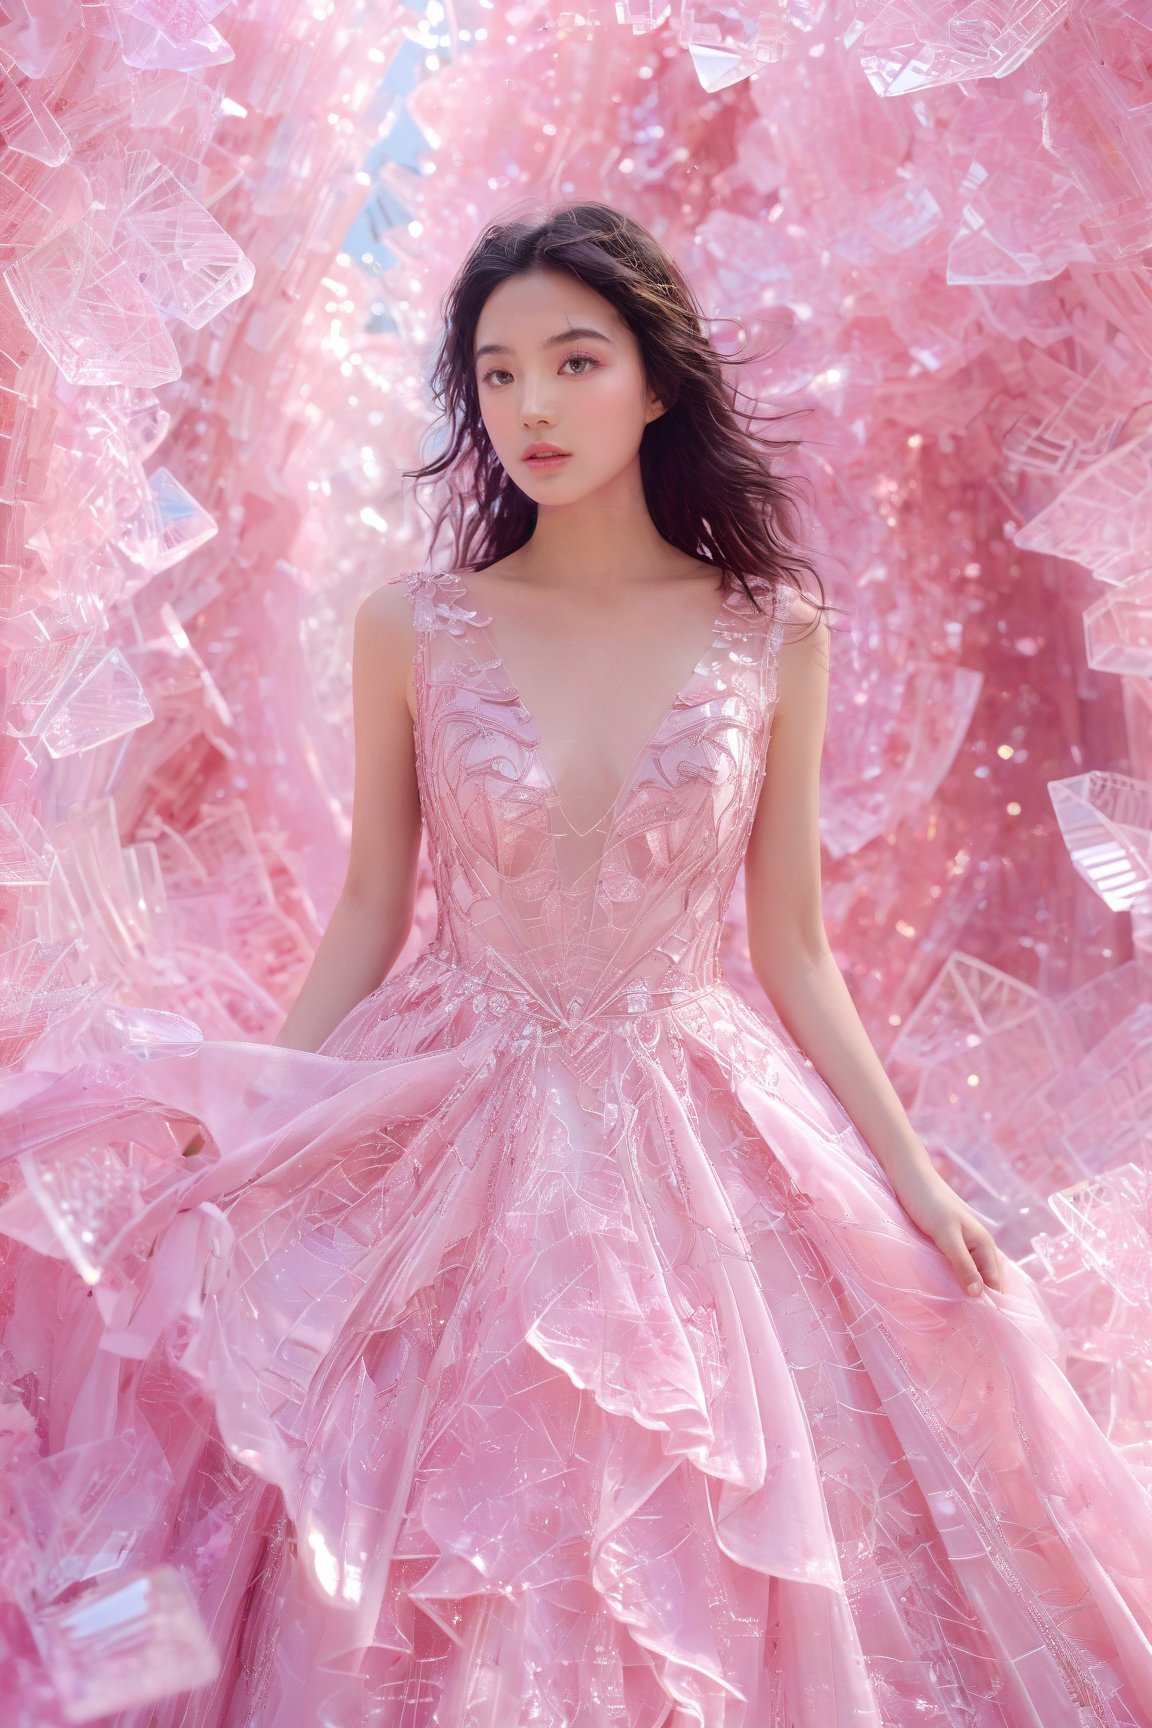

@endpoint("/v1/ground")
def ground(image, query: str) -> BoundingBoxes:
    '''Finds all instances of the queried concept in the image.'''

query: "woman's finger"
[939,1222,984,1296]
[965,1226,1003,1293]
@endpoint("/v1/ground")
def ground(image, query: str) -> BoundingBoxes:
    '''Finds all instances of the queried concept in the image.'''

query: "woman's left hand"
[889,1164,1005,1297]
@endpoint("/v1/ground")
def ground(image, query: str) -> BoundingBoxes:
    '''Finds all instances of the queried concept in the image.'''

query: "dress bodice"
[399,567,796,1030]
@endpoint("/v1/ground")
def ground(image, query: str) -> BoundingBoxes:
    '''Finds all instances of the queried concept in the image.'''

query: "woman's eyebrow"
[474,325,614,361]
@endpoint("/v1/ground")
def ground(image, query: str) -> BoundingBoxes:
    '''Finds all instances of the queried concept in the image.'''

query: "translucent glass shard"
[999,348,1133,477]
[946,130,1094,286]
[11,1428,175,1604]
[118,12,235,71]
[6,636,95,737]
[1039,1002,1152,1178]
[41,647,154,757]
[16,1126,199,1284]
[0,64,70,167]
[674,2,791,90]
[1048,772,1152,911]
[615,0,675,32]
[1084,266,1152,364]
[87,148,255,329]
[1012,429,1152,583]
[114,465,218,573]
[39,797,170,972]
[89,1002,205,1059]
[158,801,316,1005]
[4,217,182,387]
[0,940,97,1070]
[1042,31,1152,261]
[1046,1163,1152,1306]
[0,804,50,887]
[889,950,1053,1069]
[1083,574,1152,677]
[6,633,151,759]
[0,0,73,79]
[32,1564,219,1723]
[845,0,1070,96]
[130,0,232,50]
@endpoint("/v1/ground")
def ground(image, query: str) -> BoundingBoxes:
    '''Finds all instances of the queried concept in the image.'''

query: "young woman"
[2,201,1152,1728]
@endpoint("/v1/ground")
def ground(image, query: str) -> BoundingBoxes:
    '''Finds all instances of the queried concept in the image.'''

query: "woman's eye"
[480,352,598,387]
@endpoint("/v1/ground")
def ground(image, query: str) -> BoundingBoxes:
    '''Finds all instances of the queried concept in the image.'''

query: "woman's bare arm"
[744,593,1003,1295]
[273,582,422,1052]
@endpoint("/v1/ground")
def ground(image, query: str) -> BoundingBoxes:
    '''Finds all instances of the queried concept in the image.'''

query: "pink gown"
[2,565,1152,1728]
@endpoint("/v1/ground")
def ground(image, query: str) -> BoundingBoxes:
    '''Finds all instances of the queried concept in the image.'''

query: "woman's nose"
[518,375,556,421]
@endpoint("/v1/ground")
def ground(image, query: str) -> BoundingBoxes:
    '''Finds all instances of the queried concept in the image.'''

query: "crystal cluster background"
[2,0,1151,1711]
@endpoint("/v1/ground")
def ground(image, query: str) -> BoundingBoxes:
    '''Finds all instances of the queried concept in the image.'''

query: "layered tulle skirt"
[2,947,1152,1727]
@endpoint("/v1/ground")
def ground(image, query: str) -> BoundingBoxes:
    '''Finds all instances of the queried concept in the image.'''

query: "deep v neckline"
[455,571,737,845]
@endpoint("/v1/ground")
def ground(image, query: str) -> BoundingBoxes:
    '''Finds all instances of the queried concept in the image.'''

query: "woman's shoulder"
[770,585,832,719]
[355,573,419,639]
[771,582,829,646]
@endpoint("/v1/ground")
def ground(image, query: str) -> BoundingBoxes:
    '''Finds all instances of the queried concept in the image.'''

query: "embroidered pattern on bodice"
[397,567,797,1030]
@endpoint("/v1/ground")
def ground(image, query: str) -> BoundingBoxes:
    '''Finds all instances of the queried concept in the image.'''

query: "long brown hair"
[403,200,832,626]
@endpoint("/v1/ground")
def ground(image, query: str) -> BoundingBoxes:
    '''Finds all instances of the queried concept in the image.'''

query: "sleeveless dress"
[2,566,1152,1728]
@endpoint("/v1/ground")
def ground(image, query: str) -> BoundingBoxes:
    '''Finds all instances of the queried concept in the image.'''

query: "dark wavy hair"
[403,200,834,629]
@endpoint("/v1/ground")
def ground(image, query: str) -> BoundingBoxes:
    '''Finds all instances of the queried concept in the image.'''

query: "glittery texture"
[2,567,1152,1725]
[2,7,1151,1462]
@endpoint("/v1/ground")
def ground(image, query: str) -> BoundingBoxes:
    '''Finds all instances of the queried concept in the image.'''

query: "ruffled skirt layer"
[2,949,1152,1727]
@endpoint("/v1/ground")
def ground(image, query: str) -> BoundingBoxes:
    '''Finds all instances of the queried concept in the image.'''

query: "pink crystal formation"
[1,0,1151,1717]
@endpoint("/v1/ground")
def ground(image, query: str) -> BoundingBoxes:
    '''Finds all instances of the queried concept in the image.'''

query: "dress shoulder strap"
[389,570,495,741]
[390,567,493,639]
[724,578,804,710]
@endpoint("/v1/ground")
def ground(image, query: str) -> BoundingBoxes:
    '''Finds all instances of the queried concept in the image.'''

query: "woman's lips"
[522,451,571,470]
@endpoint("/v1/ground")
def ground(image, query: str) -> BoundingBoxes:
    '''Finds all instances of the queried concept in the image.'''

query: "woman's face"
[472,267,666,504]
